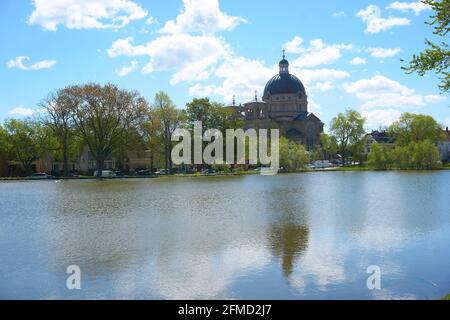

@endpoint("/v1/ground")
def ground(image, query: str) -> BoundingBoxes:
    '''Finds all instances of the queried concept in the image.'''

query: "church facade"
[228,54,324,150]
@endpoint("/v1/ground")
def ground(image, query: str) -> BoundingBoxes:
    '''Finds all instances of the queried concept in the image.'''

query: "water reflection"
[0,171,450,299]
[270,221,308,277]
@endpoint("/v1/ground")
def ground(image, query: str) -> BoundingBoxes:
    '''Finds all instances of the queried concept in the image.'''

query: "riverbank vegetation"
[0,83,447,177]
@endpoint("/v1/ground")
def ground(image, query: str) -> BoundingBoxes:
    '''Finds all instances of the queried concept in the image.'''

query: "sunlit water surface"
[1,171,449,299]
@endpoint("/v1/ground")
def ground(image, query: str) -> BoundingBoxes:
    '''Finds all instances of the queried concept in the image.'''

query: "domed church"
[229,52,324,149]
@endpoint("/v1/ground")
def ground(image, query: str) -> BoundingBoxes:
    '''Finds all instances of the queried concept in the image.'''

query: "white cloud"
[362,109,402,128]
[344,75,445,109]
[297,68,350,85]
[367,47,401,59]
[159,0,246,35]
[189,56,275,102]
[145,16,158,25]
[286,38,353,68]
[350,57,367,65]
[116,59,138,77]
[284,36,304,54]
[108,34,229,85]
[357,5,410,34]
[332,11,346,17]
[386,1,431,15]
[8,107,36,117]
[28,0,148,31]
[6,56,56,70]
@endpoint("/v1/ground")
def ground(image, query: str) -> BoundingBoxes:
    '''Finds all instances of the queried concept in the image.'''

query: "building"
[228,52,323,149]
[438,127,450,163]
[363,130,396,156]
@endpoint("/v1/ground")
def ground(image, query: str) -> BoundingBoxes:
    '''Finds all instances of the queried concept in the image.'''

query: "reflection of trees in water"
[269,221,309,278]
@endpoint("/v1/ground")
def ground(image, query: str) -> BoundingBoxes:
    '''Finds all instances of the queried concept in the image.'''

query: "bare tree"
[40,89,74,176]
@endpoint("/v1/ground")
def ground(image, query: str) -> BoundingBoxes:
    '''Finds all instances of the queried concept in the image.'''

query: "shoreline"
[1,166,449,181]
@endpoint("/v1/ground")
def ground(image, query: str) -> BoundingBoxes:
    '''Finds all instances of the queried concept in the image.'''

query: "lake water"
[1,171,449,300]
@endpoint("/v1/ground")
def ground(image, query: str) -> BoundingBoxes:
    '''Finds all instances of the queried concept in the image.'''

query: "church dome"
[263,54,306,96]
[263,73,306,96]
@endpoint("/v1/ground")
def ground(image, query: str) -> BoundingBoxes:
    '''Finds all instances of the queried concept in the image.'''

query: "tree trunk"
[62,138,69,177]
[96,158,104,178]
[150,153,154,172]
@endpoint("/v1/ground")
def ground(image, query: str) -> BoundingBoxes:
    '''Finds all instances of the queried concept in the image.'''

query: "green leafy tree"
[0,124,8,157]
[402,0,450,92]
[320,133,338,160]
[3,119,47,175]
[279,137,309,172]
[410,139,441,169]
[140,107,163,172]
[389,112,444,146]
[330,109,366,165]
[368,143,394,170]
[153,91,186,172]
[65,83,149,177]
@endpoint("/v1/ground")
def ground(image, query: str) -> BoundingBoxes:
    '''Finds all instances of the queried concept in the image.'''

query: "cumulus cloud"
[8,107,36,117]
[344,75,445,109]
[350,57,367,65]
[285,38,353,68]
[357,5,410,34]
[7,56,56,70]
[108,35,229,85]
[284,36,304,54]
[362,109,403,128]
[116,59,138,77]
[367,47,401,59]
[159,0,246,35]
[28,0,148,31]
[386,1,431,15]
[189,56,275,102]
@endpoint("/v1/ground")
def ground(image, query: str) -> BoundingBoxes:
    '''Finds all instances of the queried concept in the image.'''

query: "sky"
[0,0,449,131]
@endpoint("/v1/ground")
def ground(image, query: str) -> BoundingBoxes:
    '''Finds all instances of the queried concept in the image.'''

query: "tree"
[389,112,444,146]
[402,0,450,92]
[320,133,338,160]
[185,98,244,168]
[40,89,76,176]
[65,83,148,177]
[330,109,366,165]
[3,119,46,175]
[279,137,309,172]
[140,107,163,172]
[153,91,186,172]
[367,143,394,170]
[186,98,243,134]
[410,139,441,169]
[0,124,8,157]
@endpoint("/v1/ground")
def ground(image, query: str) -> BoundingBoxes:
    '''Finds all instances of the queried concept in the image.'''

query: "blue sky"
[0,0,449,130]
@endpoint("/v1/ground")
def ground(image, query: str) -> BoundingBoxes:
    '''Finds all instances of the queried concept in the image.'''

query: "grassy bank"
[2,164,449,181]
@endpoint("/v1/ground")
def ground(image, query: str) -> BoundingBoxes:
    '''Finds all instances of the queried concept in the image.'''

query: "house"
[438,127,450,163]
[363,131,396,156]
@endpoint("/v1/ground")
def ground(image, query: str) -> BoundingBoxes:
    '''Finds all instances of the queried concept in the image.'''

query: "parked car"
[135,169,153,176]
[155,169,170,175]
[201,168,217,174]
[115,170,124,177]
[93,170,116,177]
[29,172,49,179]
